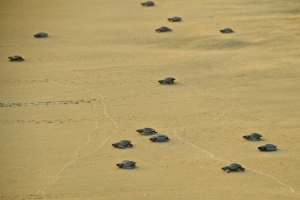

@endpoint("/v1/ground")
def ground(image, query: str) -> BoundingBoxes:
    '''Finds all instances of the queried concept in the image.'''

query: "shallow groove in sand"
[36,81,119,199]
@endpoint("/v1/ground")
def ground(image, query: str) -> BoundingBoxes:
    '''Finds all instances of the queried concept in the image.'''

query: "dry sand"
[1,0,300,199]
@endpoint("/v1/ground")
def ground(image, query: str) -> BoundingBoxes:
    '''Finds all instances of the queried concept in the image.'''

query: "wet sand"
[0,0,300,199]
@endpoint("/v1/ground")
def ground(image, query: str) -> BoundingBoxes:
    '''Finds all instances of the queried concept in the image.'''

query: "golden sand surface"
[0,0,300,199]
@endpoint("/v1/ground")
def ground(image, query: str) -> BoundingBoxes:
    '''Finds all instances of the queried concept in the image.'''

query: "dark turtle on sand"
[155,26,172,33]
[141,1,154,6]
[112,140,133,148]
[116,160,136,169]
[136,127,157,135]
[8,55,24,61]
[220,28,234,33]
[34,32,48,38]
[222,163,245,173]
[243,133,262,141]
[168,16,181,22]
[158,77,175,84]
[258,144,277,151]
[149,134,169,142]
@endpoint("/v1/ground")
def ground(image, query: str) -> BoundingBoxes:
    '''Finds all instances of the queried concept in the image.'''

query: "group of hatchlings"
[8,1,278,173]
[114,127,169,169]
[115,128,277,171]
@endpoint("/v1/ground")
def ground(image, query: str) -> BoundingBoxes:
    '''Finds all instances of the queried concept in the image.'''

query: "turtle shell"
[118,140,131,146]
[112,140,133,148]
[117,160,136,169]
[228,163,242,170]
[136,127,157,135]
[220,28,234,33]
[168,17,181,22]
[141,1,154,6]
[243,133,262,141]
[122,160,136,165]
[34,32,48,38]
[158,77,175,84]
[155,26,172,32]
[149,134,169,142]
[8,55,24,61]
[258,144,277,151]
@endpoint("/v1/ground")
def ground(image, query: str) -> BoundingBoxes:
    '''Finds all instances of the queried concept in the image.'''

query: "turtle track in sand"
[0,99,99,108]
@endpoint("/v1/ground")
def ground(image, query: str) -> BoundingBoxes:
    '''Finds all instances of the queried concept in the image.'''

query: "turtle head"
[258,146,266,151]
[221,166,229,171]
[158,80,164,84]
[243,135,250,139]
[149,137,155,142]
[116,163,123,168]
[112,143,118,147]
[136,129,143,133]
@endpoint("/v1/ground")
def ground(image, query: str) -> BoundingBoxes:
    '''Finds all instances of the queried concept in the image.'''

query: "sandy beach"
[1,0,300,199]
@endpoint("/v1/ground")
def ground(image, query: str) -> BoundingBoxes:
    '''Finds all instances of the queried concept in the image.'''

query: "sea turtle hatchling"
[149,134,169,142]
[112,140,133,148]
[222,163,245,173]
[34,32,48,38]
[141,1,154,6]
[116,160,136,169]
[158,77,175,84]
[168,16,181,22]
[243,133,262,141]
[220,28,234,33]
[155,26,172,33]
[8,55,24,61]
[136,127,157,135]
[258,144,277,151]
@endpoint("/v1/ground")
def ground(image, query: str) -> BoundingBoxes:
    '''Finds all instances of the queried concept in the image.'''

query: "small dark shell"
[228,163,242,169]
[158,77,175,84]
[34,32,48,38]
[155,26,172,33]
[149,134,169,142]
[112,140,133,148]
[168,17,181,22]
[141,1,154,6]
[258,144,277,151]
[116,160,136,169]
[220,28,234,33]
[222,163,245,173]
[136,127,157,135]
[243,133,262,141]
[8,55,24,61]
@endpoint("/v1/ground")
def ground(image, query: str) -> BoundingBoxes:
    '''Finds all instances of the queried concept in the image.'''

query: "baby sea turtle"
[136,127,157,135]
[116,160,136,169]
[112,140,133,148]
[220,28,234,33]
[222,163,245,173]
[258,144,277,151]
[168,16,181,22]
[34,32,48,38]
[158,77,175,84]
[141,1,154,6]
[149,134,169,142]
[243,133,262,141]
[155,26,172,33]
[8,55,24,61]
